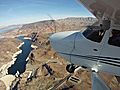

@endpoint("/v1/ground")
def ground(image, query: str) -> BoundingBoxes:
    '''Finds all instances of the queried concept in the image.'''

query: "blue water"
[0,28,15,34]
[8,36,33,75]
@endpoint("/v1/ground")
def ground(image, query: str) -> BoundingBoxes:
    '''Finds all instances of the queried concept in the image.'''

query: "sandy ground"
[0,38,21,66]
[0,80,6,90]
[0,75,16,90]
[0,36,23,90]
[0,18,119,90]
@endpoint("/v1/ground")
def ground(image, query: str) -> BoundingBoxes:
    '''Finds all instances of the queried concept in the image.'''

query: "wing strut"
[92,72,111,90]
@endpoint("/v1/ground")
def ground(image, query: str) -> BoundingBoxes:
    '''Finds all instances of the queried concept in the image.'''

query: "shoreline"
[0,36,26,89]
[31,45,38,49]
[24,37,31,40]
[0,36,35,89]
[0,49,22,76]
[17,42,24,49]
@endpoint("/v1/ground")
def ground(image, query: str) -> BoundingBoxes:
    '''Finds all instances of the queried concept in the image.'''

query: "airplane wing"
[92,72,111,90]
[79,0,120,26]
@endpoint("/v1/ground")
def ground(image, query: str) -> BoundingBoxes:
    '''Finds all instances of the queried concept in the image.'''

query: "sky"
[0,0,94,27]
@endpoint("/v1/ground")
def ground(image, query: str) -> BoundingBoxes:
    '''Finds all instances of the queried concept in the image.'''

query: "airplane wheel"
[66,64,75,73]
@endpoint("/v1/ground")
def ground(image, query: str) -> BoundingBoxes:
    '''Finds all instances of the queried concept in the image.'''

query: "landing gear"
[66,64,76,73]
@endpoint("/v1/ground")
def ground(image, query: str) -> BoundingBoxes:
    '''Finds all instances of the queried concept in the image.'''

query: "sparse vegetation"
[0,17,119,90]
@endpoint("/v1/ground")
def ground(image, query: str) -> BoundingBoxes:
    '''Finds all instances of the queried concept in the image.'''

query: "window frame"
[82,26,105,43]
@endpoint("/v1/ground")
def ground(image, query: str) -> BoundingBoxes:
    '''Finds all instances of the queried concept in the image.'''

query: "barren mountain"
[17,17,97,35]
[0,17,119,90]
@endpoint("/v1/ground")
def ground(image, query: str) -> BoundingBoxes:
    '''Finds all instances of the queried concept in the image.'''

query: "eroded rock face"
[0,80,6,90]
[17,17,97,35]
[1,17,119,90]
[0,38,21,64]
[38,63,54,76]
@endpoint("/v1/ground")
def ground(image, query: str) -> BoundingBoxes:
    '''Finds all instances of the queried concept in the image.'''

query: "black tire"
[66,64,75,73]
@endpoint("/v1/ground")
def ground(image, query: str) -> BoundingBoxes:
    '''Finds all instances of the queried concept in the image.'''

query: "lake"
[8,36,33,75]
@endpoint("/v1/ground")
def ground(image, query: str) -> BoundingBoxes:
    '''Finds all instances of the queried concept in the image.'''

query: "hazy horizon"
[0,0,94,27]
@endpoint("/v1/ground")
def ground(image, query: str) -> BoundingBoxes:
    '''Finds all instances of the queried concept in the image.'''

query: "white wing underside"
[79,0,120,26]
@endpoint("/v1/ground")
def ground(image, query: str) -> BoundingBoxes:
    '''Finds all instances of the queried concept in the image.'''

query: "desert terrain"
[0,17,119,90]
